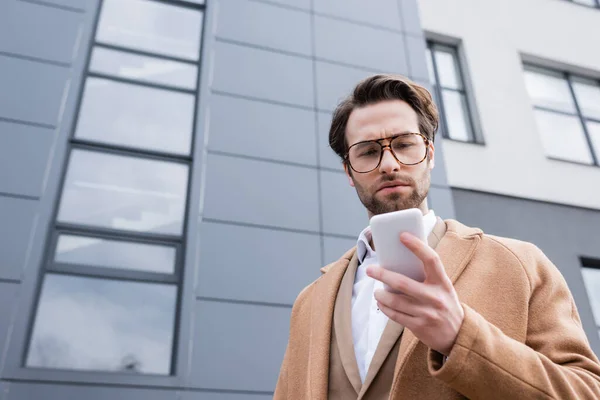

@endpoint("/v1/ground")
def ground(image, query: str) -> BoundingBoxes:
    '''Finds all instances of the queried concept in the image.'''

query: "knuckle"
[431,294,445,310]
[425,253,440,265]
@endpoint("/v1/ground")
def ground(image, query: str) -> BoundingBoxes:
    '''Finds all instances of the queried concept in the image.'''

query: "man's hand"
[366,232,464,356]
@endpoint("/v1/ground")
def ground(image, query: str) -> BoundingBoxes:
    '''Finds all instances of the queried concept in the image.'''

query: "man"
[274,74,600,399]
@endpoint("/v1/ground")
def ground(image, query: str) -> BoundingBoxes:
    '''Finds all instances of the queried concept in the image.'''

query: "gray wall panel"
[0,282,18,363]
[0,197,38,281]
[400,0,424,35]
[216,0,311,56]
[324,236,356,265]
[36,0,91,11]
[428,186,456,220]
[315,61,378,112]
[0,1,82,64]
[264,0,310,10]
[314,15,407,73]
[190,301,290,392]
[5,383,179,400]
[430,136,449,186]
[313,0,402,30]
[211,41,314,108]
[405,35,429,81]
[203,153,320,231]
[452,189,600,355]
[197,222,321,304]
[0,55,68,126]
[317,111,343,171]
[320,170,368,237]
[207,94,317,165]
[0,121,55,197]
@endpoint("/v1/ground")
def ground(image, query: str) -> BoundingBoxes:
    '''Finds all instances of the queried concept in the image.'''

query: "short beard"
[352,170,430,216]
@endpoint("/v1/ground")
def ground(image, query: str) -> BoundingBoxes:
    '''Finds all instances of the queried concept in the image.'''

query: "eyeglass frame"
[344,132,430,173]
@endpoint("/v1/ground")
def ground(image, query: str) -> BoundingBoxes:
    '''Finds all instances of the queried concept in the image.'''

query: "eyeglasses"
[345,133,429,173]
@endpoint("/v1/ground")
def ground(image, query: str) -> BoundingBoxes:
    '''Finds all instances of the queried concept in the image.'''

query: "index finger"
[399,232,450,285]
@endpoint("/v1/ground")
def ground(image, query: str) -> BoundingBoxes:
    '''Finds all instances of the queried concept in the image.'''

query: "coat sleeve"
[428,246,600,399]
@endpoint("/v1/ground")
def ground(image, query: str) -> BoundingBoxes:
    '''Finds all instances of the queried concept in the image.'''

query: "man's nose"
[378,146,401,174]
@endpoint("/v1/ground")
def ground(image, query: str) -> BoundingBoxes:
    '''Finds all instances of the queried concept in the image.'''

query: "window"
[426,42,479,143]
[568,0,600,9]
[523,65,600,165]
[581,259,600,341]
[26,0,205,376]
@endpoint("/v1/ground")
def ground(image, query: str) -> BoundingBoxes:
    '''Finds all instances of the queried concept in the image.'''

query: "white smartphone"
[369,208,426,292]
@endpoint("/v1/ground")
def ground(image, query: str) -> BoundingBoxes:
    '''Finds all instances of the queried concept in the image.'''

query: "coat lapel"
[333,253,362,394]
[391,219,482,392]
[311,249,355,399]
[358,218,447,397]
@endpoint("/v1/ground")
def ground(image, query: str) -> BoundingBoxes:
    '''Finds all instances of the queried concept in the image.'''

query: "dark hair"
[329,74,439,162]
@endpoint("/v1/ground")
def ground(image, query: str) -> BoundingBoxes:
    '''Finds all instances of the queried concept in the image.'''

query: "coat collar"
[313,219,482,398]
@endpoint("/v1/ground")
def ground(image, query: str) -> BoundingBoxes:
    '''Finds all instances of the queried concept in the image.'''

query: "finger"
[374,288,424,317]
[400,233,450,285]
[367,265,430,301]
[377,301,417,327]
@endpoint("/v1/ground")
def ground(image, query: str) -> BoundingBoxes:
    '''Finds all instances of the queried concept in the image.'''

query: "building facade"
[0,0,453,398]
[0,0,598,399]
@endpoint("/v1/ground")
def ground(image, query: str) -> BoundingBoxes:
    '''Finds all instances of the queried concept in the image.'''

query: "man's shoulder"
[446,218,543,259]
[448,219,558,288]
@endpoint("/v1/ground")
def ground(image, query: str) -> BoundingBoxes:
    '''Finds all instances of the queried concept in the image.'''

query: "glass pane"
[572,77,600,119]
[524,69,576,113]
[433,47,462,90]
[586,120,600,161]
[441,90,472,141]
[90,47,198,90]
[426,47,436,84]
[573,0,597,6]
[532,109,593,164]
[96,0,203,60]
[57,150,189,235]
[75,77,195,155]
[582,268,600,325]
[55,234,176,274]
[27,274,176,375]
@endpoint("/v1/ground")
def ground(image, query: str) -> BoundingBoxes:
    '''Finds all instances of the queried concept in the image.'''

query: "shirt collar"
[356,210,437,264]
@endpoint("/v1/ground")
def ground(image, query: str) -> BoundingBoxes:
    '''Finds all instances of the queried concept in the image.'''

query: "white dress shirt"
[351,210,437,383]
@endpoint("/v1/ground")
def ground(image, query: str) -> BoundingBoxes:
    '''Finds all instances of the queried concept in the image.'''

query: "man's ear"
[428,142,435,170]
[343,162,355,187]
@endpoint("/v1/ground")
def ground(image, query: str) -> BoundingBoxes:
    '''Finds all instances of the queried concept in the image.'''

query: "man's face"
[344,100,435,218]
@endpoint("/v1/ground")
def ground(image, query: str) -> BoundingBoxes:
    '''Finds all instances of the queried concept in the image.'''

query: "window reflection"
[27,274,177,375]
[533,109,593,164]
[441,90,472,142]
[582,268,600,326]
[57,150,189,235]
[96,0,203,60]
[55,234,176,274]
[524,69,576,113]
[433,48,462,90]
[90,47,198,90]
[76,77,195,155]
[572,78,600,120]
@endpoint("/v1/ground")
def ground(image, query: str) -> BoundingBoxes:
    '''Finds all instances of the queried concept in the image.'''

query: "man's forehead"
[346,100,419,141]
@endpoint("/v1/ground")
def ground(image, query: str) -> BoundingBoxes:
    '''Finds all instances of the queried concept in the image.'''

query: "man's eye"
[359,149,378,157]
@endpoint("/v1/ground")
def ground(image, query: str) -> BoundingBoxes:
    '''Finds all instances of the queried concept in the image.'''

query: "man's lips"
[376,181,411,193]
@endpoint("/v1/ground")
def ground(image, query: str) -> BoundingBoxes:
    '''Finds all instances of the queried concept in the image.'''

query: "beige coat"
[274,219,600,399]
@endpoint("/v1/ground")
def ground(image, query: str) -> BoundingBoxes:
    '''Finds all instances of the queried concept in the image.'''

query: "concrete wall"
[419,0,600,210]
[0,0,449,398]
[453,188,600,356]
